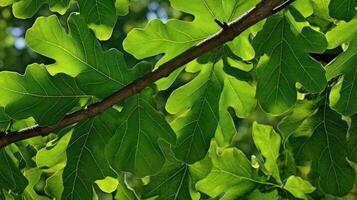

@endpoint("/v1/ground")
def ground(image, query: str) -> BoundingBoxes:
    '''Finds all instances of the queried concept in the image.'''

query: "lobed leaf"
[196,147,258,200]
[106,88,176,177]
[253,10,327,114]
[283,176,315,200]
[3,0,127,40]
[124,0,260,67]
[26,14,136,98]
[0,64,84,126]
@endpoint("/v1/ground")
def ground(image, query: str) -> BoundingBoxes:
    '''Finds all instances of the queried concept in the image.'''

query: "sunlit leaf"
[283,176,315,200]
[0,64,84,126]
[252,122,281,183]
[196,147,259,200]
[26,14,139,98]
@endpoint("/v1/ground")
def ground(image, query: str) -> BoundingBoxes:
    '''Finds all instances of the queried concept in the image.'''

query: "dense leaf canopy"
[0,0,357,199]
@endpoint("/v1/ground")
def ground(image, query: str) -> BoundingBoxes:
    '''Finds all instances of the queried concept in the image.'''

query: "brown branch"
[0,0,292,149]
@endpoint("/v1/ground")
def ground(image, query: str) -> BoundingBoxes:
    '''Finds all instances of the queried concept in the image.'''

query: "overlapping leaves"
[124,0,260,66]
[287,97,355,196]
[327,38,357,116]
[0,0,129,40]
[63,110,118,200]
[0,64,84,125]
[26,14,136,98]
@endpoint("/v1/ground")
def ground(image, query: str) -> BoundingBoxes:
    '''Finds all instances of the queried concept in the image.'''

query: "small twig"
[214,19,229,30]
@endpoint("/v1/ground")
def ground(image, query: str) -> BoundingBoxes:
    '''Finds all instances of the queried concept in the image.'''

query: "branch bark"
[0,0,292,148]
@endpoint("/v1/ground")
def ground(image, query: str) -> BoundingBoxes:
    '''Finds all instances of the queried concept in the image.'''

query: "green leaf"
[310,0,331,20]
[115,174,138,200]
[278,100,318,141]
[123,0,259,66]
[115,0,130,16]
[329,0,357,21]
[0,64,83,126]
[0,0,14,6]
[167,61,223,163]
[0,149,28,194]
[302,98,355,196]
[23,168,49,200]
[247,189,279,200]
[36,131,72,169]
[252,122,281,183]
[0,107,11,131]
[326,39,357,115]
[326,18,357,49]
[139,143,208,200]
[253,11,327,114]
[283,176,315,200]
[141,162,191,200]
[44,170,63,199]
[63,109,118,200]
[106,88,176,177]
[26,14,137,98]
[95,176,118,193]
[196,147,259,200]
[12,0,69,17]
[7,0,125,40]
[348,115,357,163]
[76,0,117,40]
[221,75,256,118]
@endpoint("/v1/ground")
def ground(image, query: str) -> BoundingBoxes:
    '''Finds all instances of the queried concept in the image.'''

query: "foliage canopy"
[0,0,357,199]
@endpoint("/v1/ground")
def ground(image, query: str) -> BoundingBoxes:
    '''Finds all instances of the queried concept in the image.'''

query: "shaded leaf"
[348,115,357,163]
[0,149,28,194]
[329,0,357,21]
[167,61,223,163]
[253,11,327,114]
[63,109,118,200]
[302,97,355,196]
[106,88,176,177]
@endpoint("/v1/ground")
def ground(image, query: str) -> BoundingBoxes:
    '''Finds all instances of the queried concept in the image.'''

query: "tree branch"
[0,0,292,149]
